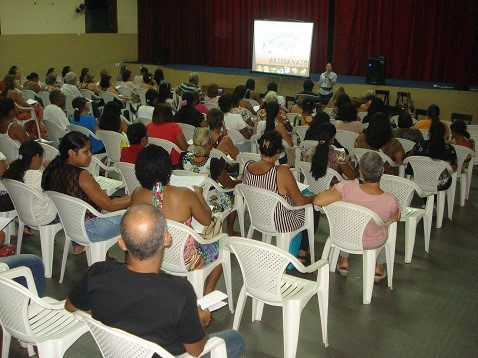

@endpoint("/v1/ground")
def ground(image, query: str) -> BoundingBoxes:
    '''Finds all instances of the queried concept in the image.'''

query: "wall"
[0,0,138,78]
[145,66,478,124]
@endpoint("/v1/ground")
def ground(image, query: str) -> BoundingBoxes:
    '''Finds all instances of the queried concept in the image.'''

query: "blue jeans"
[204,329,245,358]
[0,254,45,297]
[85,215,122,243]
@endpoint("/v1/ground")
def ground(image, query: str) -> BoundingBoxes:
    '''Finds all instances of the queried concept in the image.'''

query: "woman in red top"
[147,103,188,167]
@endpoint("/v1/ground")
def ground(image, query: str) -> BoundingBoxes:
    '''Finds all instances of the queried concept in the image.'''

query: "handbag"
[200,216,223,239]
[0,244,16,257]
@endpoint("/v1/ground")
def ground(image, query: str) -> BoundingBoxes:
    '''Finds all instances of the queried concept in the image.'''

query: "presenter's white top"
[318,71,337,95]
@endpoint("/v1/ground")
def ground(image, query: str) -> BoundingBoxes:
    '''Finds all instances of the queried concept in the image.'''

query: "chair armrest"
[195,233,228,246]
[0,266,39,296]
[97,209,127,218]
[291,258,328,274]
[198,336,227,357]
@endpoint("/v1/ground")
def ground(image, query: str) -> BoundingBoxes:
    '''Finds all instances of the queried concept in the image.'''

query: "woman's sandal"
[336,264,348,277]
[298,255,311,267]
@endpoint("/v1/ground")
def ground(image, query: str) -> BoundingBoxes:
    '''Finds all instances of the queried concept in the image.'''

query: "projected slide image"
[252,20,314,77]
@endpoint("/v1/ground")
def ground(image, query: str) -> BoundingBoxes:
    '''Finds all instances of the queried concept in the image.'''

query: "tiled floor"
[3,171,478,357]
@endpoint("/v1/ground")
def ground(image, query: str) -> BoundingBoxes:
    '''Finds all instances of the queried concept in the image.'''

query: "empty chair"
[162,220,233,311]
[380,174,433,263]
[114,161,140,194]
[224,237,329,357]
[0,266,88,357]
[452,144,475,206]
[322,201,397,304]
[401,156,457,228]
[45,191,125,283]
[235,183,315,264]
[42,119,67,148]
[73,311,227,358]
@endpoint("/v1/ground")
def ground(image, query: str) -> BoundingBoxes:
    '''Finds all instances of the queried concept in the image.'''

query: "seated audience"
[139,72,156,90]
[43,90,69,129]
[392,112,423,142]
[120,123,148,164]
[174,92,207,127]
[413,104,450,140]
[147,104,187,167]
[207,108,240,160]
[358,89,376,112]
[218,95,250,139]
[335,103,363,134]
[23,73,42,93]
[70,97,105,154]
[45,73,60,92]
[355,112,405,175]
[230,92,254,127]
[65,204,245,358]
[0,98,30,144]
[177,72,202,96]
[244,78,261,104]
[450,119,475,151]
[98,101,128,135]
[313,151,400,280]
[116,65,128,82]
[80,73,102,96]
[325,86,346,109]
[293,97,316,127]
[294,79,320,104]
[61,72,82,98]
[362,97,385,124]
[193,91,209,115]
[100,75,121,96]
[204,83,220,105]
[136,89,159,120]
[255,101,293,147]
[255,91,292,132]
[233,85,257,115]
[133,66,148,85]
[79,68,89,84]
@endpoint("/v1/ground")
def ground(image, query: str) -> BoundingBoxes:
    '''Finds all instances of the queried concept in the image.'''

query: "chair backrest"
[402,156,453,192]
[250,134,260,153]
[380,174,422,209]
[297,162,342,194]
[118,86,133,98]
[148,137,182,155]
[353,148,398,168]
[0,137,20,163]
[286,113,298,126]
[466,124,478,137]
[0,275,37,342]
[418,128,429,138]
[137,117,152,126]
[357,112,367,121]
[162,220,203,274]
[79,88,94,100]
[224,237,296,304]
[396,137,415,153]
[335,130,358,156]
[322,201,385,251]
[452,144,475,173]
[99,91,116,104]
[74,311,174,358]
[210,148,237,165]
[226,128,248,145]
[45,191,95,245]
[43,118,68,148]
[2,179,53,228]
[135,88,147,106]
[64,94,76,118]
[37,91,51,106]
[40,142,60,163]
[21,89,37,101]
[177,122,195,143]
[322,107,335,119]
[66,123,100,140]
[236,152,260,174]
[246,99,259,107]
[235,184,288,234]
[96,130,129,163]
[292,126,308,144]
[114,162,140,194]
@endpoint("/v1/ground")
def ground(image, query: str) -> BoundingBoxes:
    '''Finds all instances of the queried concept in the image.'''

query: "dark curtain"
[332,0,478,84]
[138,0,329,74]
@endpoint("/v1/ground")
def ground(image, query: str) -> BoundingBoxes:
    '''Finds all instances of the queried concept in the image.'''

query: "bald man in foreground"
[65,204,244,357]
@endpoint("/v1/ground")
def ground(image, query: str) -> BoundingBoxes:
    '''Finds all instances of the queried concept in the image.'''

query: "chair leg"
[307,226,315,264]
[16,220,25,254]
[246,226,254,239]
[446,177,456,220]
[328,247,340,273]
[459,175,466,207]
[59,238,71,284]
[251,299,265,322]
[232,286,247,330]
[39,227,55,279]
[436,191,446,228]
[362,250,377,304]
[321,238,331,261]
[221,259,235,313]
[404,218,418,264]
[283,300,302,358]
[2,326,11,358]
[317,265,329,347]
[423,196,434,253]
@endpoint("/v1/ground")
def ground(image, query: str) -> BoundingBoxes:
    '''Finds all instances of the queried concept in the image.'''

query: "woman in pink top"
[314,151,400,281]
[147,104,187,167]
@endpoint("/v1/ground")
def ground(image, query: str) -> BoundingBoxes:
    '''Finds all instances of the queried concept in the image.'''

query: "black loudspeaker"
[366,58,386,85]
[154,47,169,65]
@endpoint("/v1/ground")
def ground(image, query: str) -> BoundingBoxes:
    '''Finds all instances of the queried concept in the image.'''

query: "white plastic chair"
[353,148,399,170]
[0,137,20,163]
[114,161,140,194]
[100,91,133,119]
[177,122,195,143]
[380,174,433,263]
[249,134,260,154]
[246,99,259,107]
[418,128,429,139]
[236,152,260,174]
[39,142,59,163]
[137,117,152,126]
[96,129,129,164]
[452,144,475,206]
[401,156,457,228]
[0,266,88,357]
[15,103,42,141]
[148,137,183,158]
[321,201,397,304]
[224,237,329,357]
[396,137,416,153]
[162,220,234,312]
[64,94,76,118]
[297,162,343,194]
[209,148,238,166]
[204,102,219,110]
[2,180,63,278]
[79,88,96,100]
[45,191,125,283]
[292,126,308,146]
[357,111,367,121]
[37,91,51,106]
[335,130,358,158]
[21,89,37,101]
[81,156,123,195]
[42,118,67,148]
[322,107,335,119]
[135,88,147,106]
[226,128,250,150]
[235,183,315,263]
[73,311,226,358]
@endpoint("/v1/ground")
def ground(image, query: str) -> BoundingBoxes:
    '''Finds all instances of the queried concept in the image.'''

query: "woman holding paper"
[131,144,223,295]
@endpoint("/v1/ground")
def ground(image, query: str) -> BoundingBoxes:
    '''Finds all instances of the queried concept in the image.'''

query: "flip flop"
[73,246,86,255]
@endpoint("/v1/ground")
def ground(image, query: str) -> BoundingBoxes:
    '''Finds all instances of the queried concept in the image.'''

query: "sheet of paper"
[197,290,228,311]
[170,174,204,190]
[26,99,37,105]
[296,182,308,192]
